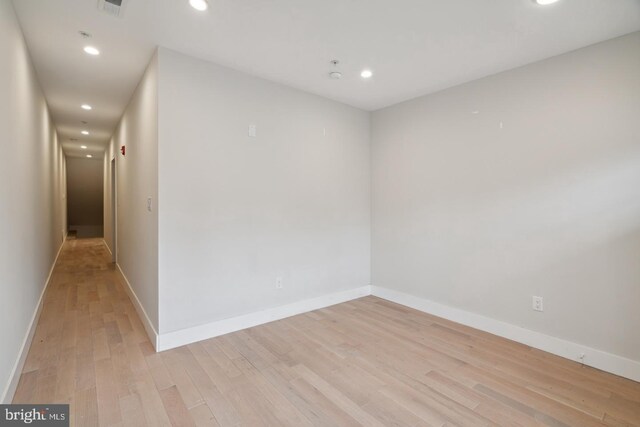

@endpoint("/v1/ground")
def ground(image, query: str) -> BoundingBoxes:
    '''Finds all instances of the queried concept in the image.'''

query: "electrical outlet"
[532,296,544,312]
[275,276,283,289]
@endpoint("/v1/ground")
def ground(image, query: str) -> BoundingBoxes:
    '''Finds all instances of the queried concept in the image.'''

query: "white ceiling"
[12,0,640,158]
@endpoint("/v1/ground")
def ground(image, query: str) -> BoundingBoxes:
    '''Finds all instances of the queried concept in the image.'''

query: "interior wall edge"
[105,50,159,332]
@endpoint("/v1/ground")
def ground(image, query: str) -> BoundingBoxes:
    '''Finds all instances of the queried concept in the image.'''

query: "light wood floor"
[13,238,640,426]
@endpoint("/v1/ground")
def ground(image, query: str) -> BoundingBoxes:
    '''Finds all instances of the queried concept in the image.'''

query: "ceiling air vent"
[97,0,126,18]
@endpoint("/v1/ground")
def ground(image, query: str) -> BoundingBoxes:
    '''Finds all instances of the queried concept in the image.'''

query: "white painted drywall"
[0,0,66,402]
[104,156,115,259]
[157,48,370,334]
[67,157,104,237]
[372,32,640,362]
[104,52,159,331]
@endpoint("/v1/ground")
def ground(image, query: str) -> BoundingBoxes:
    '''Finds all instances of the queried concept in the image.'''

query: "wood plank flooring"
[13,238,640,426]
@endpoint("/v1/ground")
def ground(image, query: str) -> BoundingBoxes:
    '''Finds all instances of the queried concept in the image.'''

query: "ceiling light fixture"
[81,145,88,149]
[361,69,373,79]
[535,0,559,5]
[83,46,100,56]
[81,104,92,110]
[81,130,89,135]
[86,154,93,158]
[189,0,208,11]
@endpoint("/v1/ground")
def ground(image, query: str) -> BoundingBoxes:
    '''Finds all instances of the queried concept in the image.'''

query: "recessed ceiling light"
[535,0,559,4]
[83,46,100,56]
[189,0,208,11]
[81,145,88,149]
[86,154,93,158]
[81,130,89,135]
[361,69,373,79]
[81,104,92,110]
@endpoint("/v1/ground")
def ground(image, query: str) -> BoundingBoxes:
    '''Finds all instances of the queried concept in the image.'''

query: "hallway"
[12,238,157,426]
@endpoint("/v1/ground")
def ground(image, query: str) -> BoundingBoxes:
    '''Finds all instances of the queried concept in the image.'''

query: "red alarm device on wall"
[121,145,126,156]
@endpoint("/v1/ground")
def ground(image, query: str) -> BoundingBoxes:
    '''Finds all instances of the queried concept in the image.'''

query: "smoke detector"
[97,0,126,18]
[329,60,342,80]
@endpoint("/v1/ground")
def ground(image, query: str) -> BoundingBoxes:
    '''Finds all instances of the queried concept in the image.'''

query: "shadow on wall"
[66,157,104,238]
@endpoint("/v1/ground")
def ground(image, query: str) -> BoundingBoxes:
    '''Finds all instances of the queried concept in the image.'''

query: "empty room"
[1,0,639,425]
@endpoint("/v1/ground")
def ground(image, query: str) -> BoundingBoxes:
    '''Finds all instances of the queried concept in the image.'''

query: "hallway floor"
[12,238,640,426]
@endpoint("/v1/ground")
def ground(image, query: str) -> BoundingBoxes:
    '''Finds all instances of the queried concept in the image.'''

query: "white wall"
[67,157,103,237]
[0,0,66,402]
[104,155,115,258]
[157,48,371,334]
[104,52,159,331]
[372,32,640,362]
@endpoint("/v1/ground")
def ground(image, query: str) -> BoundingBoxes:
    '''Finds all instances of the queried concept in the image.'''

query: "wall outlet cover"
[532,296,544,312]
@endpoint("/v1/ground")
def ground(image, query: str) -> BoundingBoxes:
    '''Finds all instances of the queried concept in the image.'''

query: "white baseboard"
[2,236,67,403]
[103,239,113,257]
[157,285,372,352]
[371,286,640,383]
[115,264,159,350]
[100,262,640,383]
